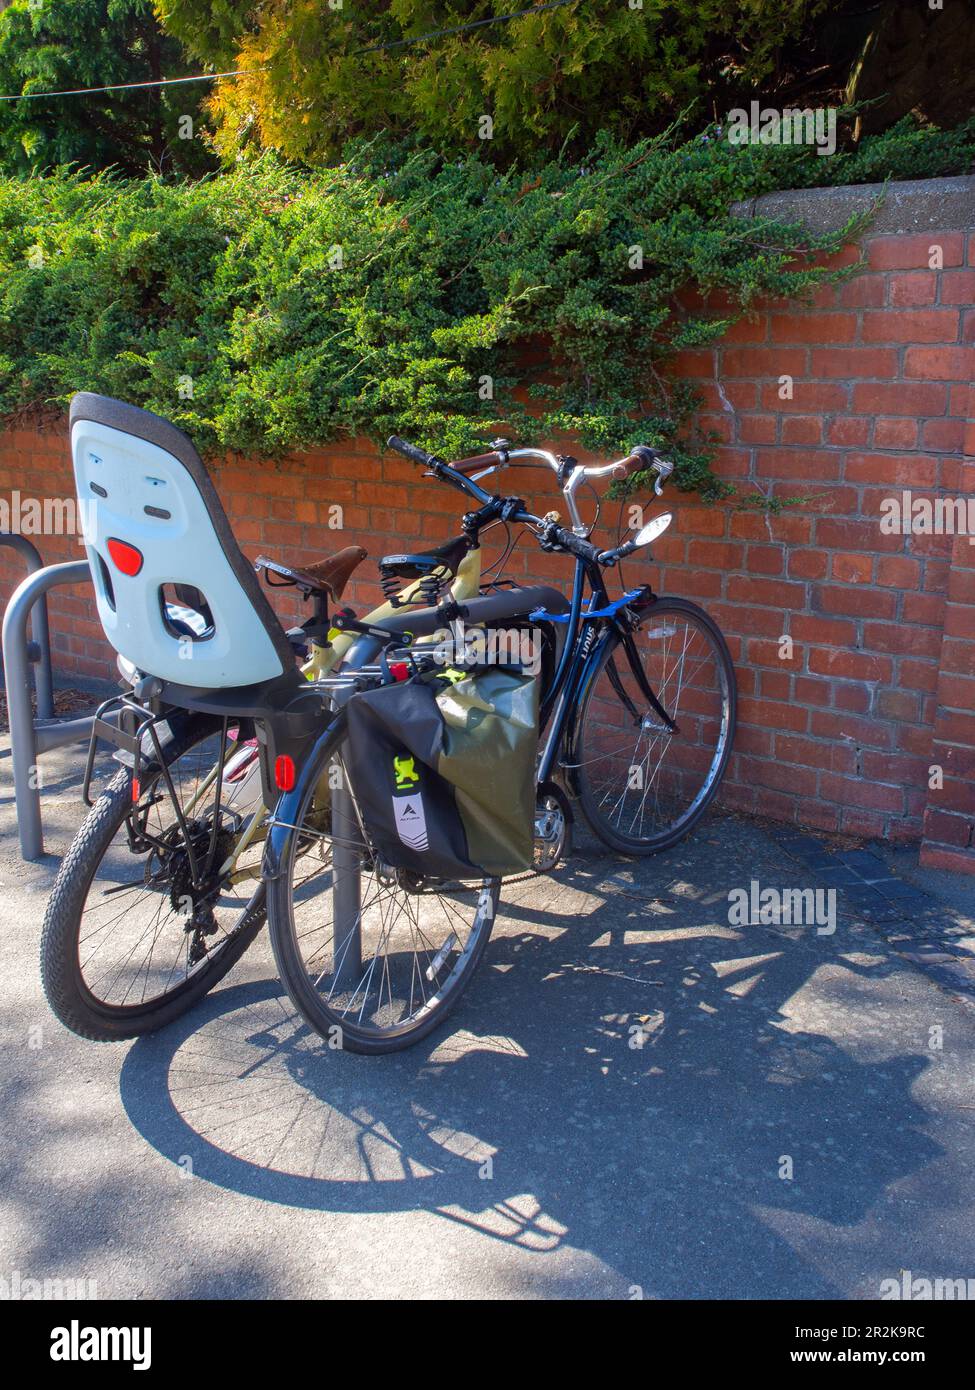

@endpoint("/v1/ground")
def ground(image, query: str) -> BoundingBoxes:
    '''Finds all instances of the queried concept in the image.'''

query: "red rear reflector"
[274,755,296,791]
[107,537,144,576]
[390,662,409,682]
[132,777,141,803]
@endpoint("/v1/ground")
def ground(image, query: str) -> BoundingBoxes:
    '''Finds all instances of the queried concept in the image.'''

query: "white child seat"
[70,393,295,689]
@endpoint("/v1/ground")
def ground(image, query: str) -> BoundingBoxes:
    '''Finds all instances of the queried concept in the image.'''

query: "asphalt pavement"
[1,725,974,1300]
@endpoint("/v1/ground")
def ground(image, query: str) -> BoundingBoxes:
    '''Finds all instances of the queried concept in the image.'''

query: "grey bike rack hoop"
[0,532,53,719]
[1,559,95,859]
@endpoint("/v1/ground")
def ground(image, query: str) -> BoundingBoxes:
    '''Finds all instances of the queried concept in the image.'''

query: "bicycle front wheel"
[572,597,736,854]
[267,736,500,1055]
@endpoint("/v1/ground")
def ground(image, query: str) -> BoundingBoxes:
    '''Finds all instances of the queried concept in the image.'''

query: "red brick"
[686,540,743,569]
[726,574,806,607]
[832,682,872,713]
[901,659,942,693]
[919,845,975,874]
[808,648,891,682]
[905,345,973,380]
[771,312,857,344]
[863,309,958,343]
[903,592,945,626]
[737,697,808,732]
[828,417,871,447]
[838,276,885,308]
[779,734,858,773]
[841,809,891,838]
[757,448,842,481]
[873,556,917,589]
[940,270,975,305]
[729,512,812,544]
[873,418,918,450]
[745,544,784,575]
[788,549,828,580]
[792,613,858,645]
[815,518,900,552]
[721,315,767,344]
[887,273,937,307]
[819,773,904,812]
[851,382,947,415]
[806,350,895,383]
[847,454,938,488]
[944,599,975,635]
[934,777,975,814]
[722,347,807,378]
[677,505,727,537]
[761,383,849,413]
[940,637,975,676]
[917,417,968,450]
[794,676,832,706]
[830,552,873,585]
[867,233,964,271]
[738,415,777,445]
[747,637,801,669]
[781,415,823,445]
[877,688,919,722]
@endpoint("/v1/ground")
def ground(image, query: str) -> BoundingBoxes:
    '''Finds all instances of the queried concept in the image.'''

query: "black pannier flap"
[345,666,539,881]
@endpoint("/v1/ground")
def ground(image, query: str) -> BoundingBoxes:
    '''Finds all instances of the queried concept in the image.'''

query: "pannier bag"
[345,667,539,880]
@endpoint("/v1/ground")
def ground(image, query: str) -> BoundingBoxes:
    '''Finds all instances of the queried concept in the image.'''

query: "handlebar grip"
[387,435,439,469]
[449,451,501,475]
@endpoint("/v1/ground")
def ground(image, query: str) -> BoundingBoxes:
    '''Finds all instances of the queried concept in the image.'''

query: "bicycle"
[40,395,502,1043]
[264,435,737,1053]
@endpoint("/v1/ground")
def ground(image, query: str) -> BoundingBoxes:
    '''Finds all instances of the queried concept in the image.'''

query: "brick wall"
[2,176,974,869]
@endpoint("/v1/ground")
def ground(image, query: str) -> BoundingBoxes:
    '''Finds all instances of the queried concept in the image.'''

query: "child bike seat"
[70,393,297,689]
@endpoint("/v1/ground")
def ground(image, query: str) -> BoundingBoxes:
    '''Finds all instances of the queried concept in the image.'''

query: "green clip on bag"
[345,667,539,881]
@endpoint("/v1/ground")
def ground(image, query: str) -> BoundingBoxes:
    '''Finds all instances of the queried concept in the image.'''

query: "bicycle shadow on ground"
[119,854,943,1298]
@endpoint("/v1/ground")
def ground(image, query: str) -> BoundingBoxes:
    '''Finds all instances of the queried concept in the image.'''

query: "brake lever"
[652,458,674,496]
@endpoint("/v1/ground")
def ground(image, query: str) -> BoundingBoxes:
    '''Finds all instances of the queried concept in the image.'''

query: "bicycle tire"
[41,717,266,1041]
[573,596,737,855]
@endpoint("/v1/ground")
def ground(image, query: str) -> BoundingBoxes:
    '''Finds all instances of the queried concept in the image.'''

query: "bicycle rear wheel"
[41,716,266,1040]
[267,736,500,1055]
[572,597,736,854]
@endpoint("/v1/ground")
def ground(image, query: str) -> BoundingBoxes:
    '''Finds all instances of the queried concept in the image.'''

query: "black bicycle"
[265,436,737,1053]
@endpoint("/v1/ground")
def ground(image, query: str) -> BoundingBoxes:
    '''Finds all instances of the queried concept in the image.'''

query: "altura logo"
[50,1320,151,1371]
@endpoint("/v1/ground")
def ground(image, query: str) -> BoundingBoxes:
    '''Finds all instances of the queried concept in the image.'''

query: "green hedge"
[1,120,973,499]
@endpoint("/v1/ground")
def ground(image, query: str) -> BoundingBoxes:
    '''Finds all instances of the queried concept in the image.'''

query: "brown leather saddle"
[254,546,367,601]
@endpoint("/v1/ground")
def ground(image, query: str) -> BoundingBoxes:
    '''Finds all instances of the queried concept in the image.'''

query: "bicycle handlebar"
[386,432,673,564]
[386,435,494,506]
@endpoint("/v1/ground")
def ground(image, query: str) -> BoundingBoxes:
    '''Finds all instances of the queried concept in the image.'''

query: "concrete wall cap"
[732,174,975,237]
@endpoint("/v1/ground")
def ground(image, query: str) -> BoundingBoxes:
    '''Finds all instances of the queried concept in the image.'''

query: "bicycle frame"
[532,554,675,789]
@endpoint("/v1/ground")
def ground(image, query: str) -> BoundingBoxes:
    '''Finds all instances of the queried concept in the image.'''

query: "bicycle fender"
[261,710,346,883]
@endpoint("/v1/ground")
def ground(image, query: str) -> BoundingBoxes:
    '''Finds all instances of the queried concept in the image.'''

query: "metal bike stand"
[0,533,54,719]
[327,678,363,992]
[2,560,96,859]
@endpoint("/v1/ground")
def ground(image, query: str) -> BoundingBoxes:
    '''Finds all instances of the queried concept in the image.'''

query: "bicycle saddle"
[379,534,470,581]
[255,546,367,600]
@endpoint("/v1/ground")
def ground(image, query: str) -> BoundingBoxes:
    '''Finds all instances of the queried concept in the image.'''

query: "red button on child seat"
[390,662,409,682]
[106,537,144,576]
[274,755,296,791]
